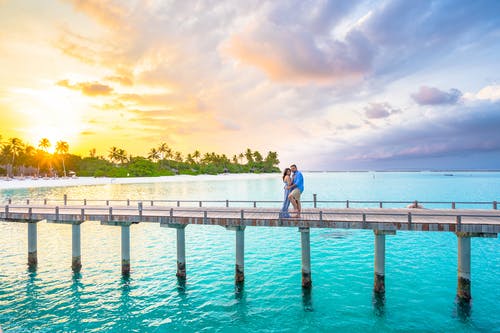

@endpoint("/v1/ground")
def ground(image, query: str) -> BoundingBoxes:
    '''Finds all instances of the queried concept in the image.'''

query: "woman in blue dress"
[279,168,292,218]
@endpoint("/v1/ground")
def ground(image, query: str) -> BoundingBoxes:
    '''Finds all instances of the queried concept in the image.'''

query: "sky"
[1,0,500,170]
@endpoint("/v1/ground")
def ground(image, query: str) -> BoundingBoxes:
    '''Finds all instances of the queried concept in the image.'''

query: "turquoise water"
[0,172,499,332]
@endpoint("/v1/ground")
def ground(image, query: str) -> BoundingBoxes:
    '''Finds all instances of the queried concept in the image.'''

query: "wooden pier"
[1,196,499,305]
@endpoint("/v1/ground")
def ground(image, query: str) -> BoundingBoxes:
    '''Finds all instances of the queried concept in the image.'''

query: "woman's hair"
[282,168,291,181]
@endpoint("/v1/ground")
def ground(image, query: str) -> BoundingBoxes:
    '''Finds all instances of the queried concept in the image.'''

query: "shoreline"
[1,170,498,190]
[0,173,278,190]
[305,169,500,173]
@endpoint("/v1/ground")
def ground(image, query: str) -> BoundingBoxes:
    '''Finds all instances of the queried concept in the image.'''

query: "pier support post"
[456,233,471,302]
[373,230,395,294]
[27,222,38,268]
[72,223,82,272]
[224,225,245,284]
[121,224,131,275]
[374,231,385,293]
[235,226,245,283]
[299,227,312,288]
[176,225,187,279]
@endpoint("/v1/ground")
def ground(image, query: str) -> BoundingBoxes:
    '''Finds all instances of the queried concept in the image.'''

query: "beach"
[0,173,278,190]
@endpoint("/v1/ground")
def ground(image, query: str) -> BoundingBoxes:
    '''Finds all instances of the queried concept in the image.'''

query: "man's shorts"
[290,188,301,201]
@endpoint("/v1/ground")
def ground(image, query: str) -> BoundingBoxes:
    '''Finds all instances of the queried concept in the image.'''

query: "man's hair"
[290,164,297,168]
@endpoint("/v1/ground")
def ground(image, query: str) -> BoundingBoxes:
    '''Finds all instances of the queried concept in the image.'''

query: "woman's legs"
[280,190,291,217]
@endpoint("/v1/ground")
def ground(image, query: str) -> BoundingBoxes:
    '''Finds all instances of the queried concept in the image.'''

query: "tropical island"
[0,136,280,178]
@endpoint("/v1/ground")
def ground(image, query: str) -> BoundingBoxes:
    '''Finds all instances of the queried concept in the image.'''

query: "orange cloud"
[96,100,126,111]
[105,75,133,86]
[63,0,128,29]
[57,79,113,96]
[55,30,101,66]
[225,22,373,84]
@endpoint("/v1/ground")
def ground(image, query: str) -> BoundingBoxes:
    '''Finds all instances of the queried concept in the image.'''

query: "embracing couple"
[280,164,304,218]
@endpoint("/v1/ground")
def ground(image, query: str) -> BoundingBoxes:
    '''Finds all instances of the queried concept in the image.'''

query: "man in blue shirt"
[288,164,304,218]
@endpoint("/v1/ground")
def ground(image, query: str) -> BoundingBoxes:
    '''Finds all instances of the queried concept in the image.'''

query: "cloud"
[118,93,186,107]
[411,86,462,105]
[364,102,401,119]
[360,1,500,78]
[57,79,113,96]
[226,8,375,83]
[55,29,111,66]
[105,75,133,86]
[472,85,500,101]
[320,101,500,169]
[225,1,500,86]
[125,108,226,144]
[63,0,128,29]
[97,100,126,111]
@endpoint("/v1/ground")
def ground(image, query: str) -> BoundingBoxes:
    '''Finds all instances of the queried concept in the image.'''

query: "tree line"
[0,136,280,178]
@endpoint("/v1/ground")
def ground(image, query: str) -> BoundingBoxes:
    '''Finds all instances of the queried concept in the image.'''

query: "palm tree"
[174,151,183,162]
[108,146,118,163]
[55,140,69,177]
[148,148,160,162]
[117,149,128,164]
[186,153,195,165]
[21,145,36,176]
[0,145,12,175]
[9,137,23,164]
[89,148,97,158]
[38,138,51,152]
[193,150,201,163]
[238,153,244,164]
[244,148,254,165]
[34,149,46,177]
[5,137,24,176]
[265,151,279,167]
[37,138,52,175]
[158,142,172,160]
[202,152,211,164]
[253,151,263,163]
[232,155,238,164]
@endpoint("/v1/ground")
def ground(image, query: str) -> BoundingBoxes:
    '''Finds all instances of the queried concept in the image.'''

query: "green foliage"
[0,137,280,178]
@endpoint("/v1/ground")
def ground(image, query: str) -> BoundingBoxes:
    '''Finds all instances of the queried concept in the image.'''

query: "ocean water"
[0,172,499,332]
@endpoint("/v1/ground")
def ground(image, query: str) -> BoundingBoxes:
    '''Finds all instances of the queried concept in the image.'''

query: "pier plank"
[1,204,499,234]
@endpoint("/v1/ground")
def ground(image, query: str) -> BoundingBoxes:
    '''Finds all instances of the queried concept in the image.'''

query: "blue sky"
[1,0,499,170]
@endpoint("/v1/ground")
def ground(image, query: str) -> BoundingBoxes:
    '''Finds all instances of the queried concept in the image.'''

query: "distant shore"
[2,169,499,191]
[304,170,500,173]
[0,173,278,190]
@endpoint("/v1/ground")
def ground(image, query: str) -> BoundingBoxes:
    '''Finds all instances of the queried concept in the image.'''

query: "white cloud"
[476,85,500,101]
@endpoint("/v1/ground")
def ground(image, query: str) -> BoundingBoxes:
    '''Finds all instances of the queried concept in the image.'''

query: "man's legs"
[288,192,298,211]
[289,189,301,217]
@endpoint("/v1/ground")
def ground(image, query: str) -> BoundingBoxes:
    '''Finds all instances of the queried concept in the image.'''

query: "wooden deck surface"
[1,204,499,234]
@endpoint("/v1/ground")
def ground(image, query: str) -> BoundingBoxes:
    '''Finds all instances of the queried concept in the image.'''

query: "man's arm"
[295,172,304,190]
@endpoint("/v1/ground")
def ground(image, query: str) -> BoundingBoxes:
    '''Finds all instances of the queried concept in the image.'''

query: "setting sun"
[9,86,88,152]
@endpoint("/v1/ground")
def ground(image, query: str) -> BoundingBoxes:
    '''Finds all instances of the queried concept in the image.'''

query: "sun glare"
[13,86,87,152]
[32,128,69,154]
